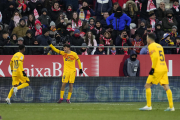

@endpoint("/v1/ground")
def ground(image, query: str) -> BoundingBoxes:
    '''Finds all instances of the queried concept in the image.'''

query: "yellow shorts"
[146,71,169,85]
[62,71,76,83]
[12,75,30,86]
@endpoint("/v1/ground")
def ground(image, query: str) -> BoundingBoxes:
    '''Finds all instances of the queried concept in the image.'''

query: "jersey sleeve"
[19,55,24,71]
[49,44,64,55]
[10,57,13,70]
[149,45,158,69]
[74,53,82,69]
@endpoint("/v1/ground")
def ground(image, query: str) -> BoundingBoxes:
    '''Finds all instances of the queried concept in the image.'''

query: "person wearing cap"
[95,0,112,21]
[171,25,178,39]
[157,2,166,21]
[36,28,52,46]
[33,19,42,37]
[38,8,51,28]
[49,21,57,39]
[94,44,105,55]
[162,10,177,31]
[11,37,25,55]
[106,6,131,43]
[12,18,29,38]
[172,36,180,54]
[123,50,140,77]
[23,30,35,46]
[160,33,174,54]
[77,0,95,21]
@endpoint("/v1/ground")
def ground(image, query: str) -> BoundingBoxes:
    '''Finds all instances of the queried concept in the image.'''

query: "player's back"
[148,42,168,73]
[11,52,24,76]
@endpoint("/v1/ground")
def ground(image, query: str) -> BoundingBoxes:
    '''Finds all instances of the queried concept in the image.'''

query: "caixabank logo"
[0,60,5,77]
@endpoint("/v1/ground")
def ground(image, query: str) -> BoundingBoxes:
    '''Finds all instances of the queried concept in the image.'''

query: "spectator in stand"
[170,25,178,41]
[65,0,79,11]
[118,43,132,55]
[142,24,153,45]
[31,39,44,55]
[78,43,89,55]
[27,0,37,15]
[49,2,62,22]
[112,0,127,8]
[10,34,18,45]
[9,11,22,35]
[44,0,53,11]
[94,44,105,55]
[100,31,113,46]
[27,14,35,30]
[89,17,95,30]
[160,33,174,54]
[162,10,177,31]
[2,2,16,25]
[70,29,84,52]
[106,6,131,44]
[77,0,95,21]
[49,21,58,45]
[112,2,119,13]
[140,0,157,20]
[66,5,73,20]
[110,45,116,55]
[12,18,29,38]
[124,0,138,29]
[35,1,44,16]
[100,12,109,30]
[147,11,159,32]
[140,45,149,55]
[172,36,180,54]
[135,20,146,37]
[95,0,112,21]
[171,0,180,22]
[80,21,89,37]
[72,12,82,29]
[131,34,144,54]
[0,31,11,55]
[123,50,140,77]
[155,24,164,43]
[92,21,105,44]
[23,30,35,46]
[0,23,5,37]
[11,37,24,55]
[116,30,132,47]
[33,19,42,37]
[62,23,74,37]
[37,28,51,46]
[38,8,51,28]
[16,0,28,16]
[56,13,68,32]
[84,31,97,55]
[157,2,166,22]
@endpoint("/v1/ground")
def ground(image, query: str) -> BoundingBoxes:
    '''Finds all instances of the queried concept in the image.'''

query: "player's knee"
[145,84,151,89]
[26,81,30,86]
[13,85,18,87]
[163,84,169,91]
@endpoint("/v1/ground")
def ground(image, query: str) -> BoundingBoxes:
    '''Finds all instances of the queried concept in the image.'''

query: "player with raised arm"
[6,45,30,104]
[47,41,83,103]
[139,33,174,111]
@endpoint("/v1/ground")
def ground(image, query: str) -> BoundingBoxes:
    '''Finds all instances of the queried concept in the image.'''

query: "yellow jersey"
[49,44,82,72]
[10,52,24,76]
[148,42,168,72]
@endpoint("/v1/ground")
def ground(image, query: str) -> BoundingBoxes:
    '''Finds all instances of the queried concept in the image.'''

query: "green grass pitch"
[0,102,180,120]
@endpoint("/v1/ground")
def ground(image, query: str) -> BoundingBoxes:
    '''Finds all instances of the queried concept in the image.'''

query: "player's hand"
[79,69,83,75]
[149,68,154,75]
[22,71,27,77]
[47,40,51,45]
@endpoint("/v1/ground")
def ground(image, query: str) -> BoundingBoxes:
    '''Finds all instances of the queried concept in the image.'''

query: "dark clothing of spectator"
[36,1,44,16]
[160,39,174,54]
[94,49,105,55]
[157,7,166,21]
[95,0,112,21]
[65,0,78,11]
[10,34,18,45]
[115,36,132,46]
[135,26,146,37]
[0,23,5,37]
[0,36,11,55]
[37,35,52,46]
[92,27,106,44]
[118,49,132,55]
[23,30,35,46]
[27,1,37,15]
[77,7,95,21]
[70,35,84,46]
[123,50,140,77]
[48,3,62,22]
[171,5,180,21]
[38,8,51,28]
[66,5,73,20]
[31,41,44,55]
[112,0,128,7]
[100,18,109,29]
[155,24,164,43]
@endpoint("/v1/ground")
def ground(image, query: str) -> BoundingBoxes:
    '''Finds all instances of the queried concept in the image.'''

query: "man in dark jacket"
[2,2,15,25]
[70,29,84,45]
[0,23,5,37]
[106,6,131,43]
[65,0,79,11]
[23,30,35,46]
[160,33,174,54]
[0,31,11,55]
[115,30,132,47]
[157,2,166,21]
[135,20,146,37]
[172,36,180,54]
[38,8,51,28]
[118,43,132,55]
[95,0,112,21]
[11,37,24,55]
[155,24,164,43]
[31,39,44,55]
[100,12,109,29]
[48,2,62,22]
[123,50,140,77]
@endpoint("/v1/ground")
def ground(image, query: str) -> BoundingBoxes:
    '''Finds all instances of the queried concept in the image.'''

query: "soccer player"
[47,41,83,103]
[6,45,30,104]
[139,33,174,111]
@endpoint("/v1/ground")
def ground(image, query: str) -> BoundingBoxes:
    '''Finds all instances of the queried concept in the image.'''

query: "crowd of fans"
[0,0,180,55]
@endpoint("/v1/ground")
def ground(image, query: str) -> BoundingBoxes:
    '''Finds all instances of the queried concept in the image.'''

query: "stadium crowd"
[0,0,180,55]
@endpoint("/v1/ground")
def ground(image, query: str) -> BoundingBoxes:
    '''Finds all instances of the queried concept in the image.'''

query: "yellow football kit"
[10,52,30,85]
[147,42,169,85]
[49,44,82,83]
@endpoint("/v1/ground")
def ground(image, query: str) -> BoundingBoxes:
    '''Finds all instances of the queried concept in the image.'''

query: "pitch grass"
[0,102,180,120]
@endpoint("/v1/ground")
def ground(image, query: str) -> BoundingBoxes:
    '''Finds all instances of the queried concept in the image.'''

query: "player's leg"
[17,76,30,90]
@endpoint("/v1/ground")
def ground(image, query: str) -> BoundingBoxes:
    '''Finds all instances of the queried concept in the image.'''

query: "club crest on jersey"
[20,56,23,60]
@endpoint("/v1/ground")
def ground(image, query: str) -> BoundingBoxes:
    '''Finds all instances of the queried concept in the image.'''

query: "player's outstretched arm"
[75,54,83,75]
[10,60,13,72]
[47,40,61,54]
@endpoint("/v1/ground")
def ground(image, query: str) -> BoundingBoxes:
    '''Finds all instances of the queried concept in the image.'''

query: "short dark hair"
[147,33,156,41]
[19,44,25,50]
[113,2,119,5]
[121,30,127,35]
[63,43,70,48]
[2,31,9,35]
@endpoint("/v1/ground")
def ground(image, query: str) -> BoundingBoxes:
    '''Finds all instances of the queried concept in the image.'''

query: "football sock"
[7,88,14,99]
[166,89,173,108]
[17,83,29,90]
[67,92,72,100]
[146,88,151,107]
[60,91,64,99]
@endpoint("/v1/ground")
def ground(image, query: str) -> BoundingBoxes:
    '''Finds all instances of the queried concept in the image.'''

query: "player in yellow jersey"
[48,41,83,103]
[6,45,30,104]
[139,33,174,111]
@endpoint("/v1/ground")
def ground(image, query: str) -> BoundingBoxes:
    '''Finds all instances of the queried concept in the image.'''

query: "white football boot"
[5,98,11,104]
[164,107,175,111]
[139,106,152,111]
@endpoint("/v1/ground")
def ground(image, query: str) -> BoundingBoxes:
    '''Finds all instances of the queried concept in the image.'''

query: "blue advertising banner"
[0,77,180,103]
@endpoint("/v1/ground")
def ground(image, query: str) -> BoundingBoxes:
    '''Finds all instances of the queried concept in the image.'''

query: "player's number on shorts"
[159,50,164,61]
[14,60,19,69]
